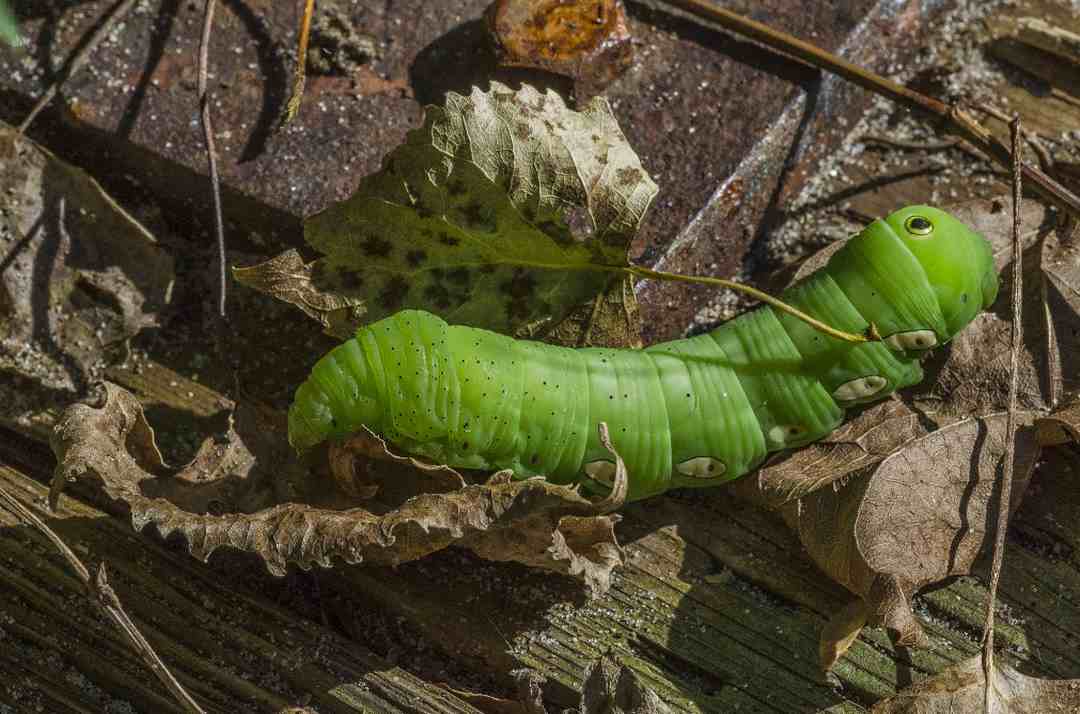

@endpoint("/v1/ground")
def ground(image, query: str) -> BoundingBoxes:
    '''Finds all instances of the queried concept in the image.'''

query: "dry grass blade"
[0,484,207,714]
[18,0,140,133]
[981,117,1024,714]
[197,0,227,322]
[658,0,1080,222]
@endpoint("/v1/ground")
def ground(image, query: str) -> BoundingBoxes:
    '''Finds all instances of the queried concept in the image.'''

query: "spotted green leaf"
[235,82,658,338]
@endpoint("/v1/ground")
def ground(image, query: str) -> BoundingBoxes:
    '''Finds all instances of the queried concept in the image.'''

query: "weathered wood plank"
[0,456,484,714]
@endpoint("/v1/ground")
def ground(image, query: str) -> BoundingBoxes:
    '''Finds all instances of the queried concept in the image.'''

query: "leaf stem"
[623,264,869,343]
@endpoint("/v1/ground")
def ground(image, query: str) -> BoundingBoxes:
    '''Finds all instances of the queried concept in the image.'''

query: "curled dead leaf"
[49,384,626,594]
[231,250,366,337]
[0,122,174,432]
[869,655,1080,713]
[1035,394,1080,446]
[730,399,934,509]
[784,413,1040,665]
[328,426,466,500]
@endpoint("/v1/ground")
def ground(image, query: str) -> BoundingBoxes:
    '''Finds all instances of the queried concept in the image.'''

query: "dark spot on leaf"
[501,269,537,320]
[439,235,461,247]
[406,249,427,267]
[616,166,643,186]
[459,201,497,232]
[423,283,453,309]
[362,235,393,258]
[378,276,409,310]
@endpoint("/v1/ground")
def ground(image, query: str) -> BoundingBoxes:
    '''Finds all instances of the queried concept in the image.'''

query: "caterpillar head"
[883,205,999,340]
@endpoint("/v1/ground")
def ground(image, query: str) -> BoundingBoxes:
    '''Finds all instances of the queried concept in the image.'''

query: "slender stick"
[18,0,140,133]
[0,484,207,714]
[981,117,1024,713]
[658,0,1080,221]
[624,264,870,343]
[283,0,317,125]
[197,0,227,320]
[512,259,872,343]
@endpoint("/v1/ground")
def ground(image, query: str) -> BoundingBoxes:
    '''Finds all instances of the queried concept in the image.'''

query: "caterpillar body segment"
[289,206,999,501]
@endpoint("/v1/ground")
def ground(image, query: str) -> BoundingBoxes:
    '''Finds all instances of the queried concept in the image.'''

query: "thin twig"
[282,0,317,125]
[624,264,871,343]
[973,103,1056,173]
[18,0,140,133]
[0,484,207,714]
[493,259,872,343]
[858,134,962,152]
[981,117,1024,714]
[657,0,1080,221]
[197,0,227,320]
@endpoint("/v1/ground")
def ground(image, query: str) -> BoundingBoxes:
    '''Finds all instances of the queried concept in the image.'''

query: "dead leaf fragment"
[232,250,365,337]
[1035,394,1080,446]
[0,122,174,430]
[235,82,656,339]
[870,655,1080,713]
[328,426,467,501]
[786,413,1040,663]
[50,384,626,594]
[731,399,933,509]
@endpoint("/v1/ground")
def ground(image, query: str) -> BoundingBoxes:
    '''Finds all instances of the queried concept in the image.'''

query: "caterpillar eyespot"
[904,215,935,237]
[289,205,998,502]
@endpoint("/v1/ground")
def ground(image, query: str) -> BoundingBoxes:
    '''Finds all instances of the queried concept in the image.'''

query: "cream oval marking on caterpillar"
[768,424,807,448]
[676,456,726,479]
[832,375,888,402]
[885,329,938,352]
[288,205,1000,502]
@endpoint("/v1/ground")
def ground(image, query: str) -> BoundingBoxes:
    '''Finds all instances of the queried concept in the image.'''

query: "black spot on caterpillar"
[289,206,999,501]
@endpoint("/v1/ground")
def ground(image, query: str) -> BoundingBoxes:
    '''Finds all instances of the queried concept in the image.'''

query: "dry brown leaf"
[49,383,626,594]
[869,655,1080,713]
[231,250,365,338]
[328,427,467,501]
[1035,394,1080,446]
[730,399,935,508]
[0,122,174,433]
[580,654,672,714]
[782,413,1040,664]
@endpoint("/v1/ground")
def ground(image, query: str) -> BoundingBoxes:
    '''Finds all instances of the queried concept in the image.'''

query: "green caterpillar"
[289,206,998,501]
